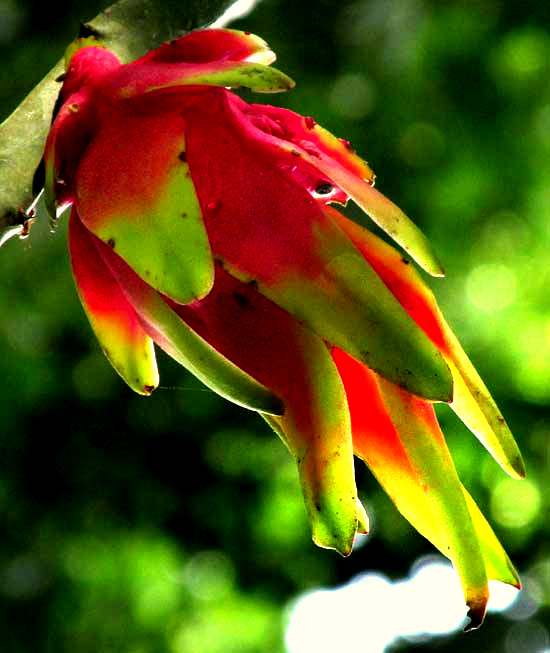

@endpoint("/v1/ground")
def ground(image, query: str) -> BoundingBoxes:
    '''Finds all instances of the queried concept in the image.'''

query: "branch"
[0,0,237,244]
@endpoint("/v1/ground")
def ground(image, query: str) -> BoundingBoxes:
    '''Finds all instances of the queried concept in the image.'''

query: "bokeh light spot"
[487,580,521,613]
[286,574,395,653]
[513,316,550,404]
[183,550,235,601]
[505,621,549,653]
[466,263,517,312]
[329,73,377,119]
[491,478,541,530]
[285,557,523,652]
[0,0,24,43]
[398,122,445,167]
[0,554,50,600]
[533,105,550,148]
[490,27,550,92]
[525,558,550,609]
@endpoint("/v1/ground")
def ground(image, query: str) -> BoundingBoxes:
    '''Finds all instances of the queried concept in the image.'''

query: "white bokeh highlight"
[285,556,521,653]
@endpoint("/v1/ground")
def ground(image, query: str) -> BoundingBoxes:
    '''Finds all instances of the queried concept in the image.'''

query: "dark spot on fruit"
[233,292,253,309]
[315,183,334,195]
[248,279,258,291]
[315,503,321,512]
[107,238,116,248]
[178,151,187,162]
[401,257,410,265]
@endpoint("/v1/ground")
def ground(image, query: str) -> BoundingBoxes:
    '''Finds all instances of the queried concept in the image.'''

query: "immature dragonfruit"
[43,28,524,629]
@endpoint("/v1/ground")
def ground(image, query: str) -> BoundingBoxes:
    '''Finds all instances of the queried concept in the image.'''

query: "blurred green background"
[0,0,548,651]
